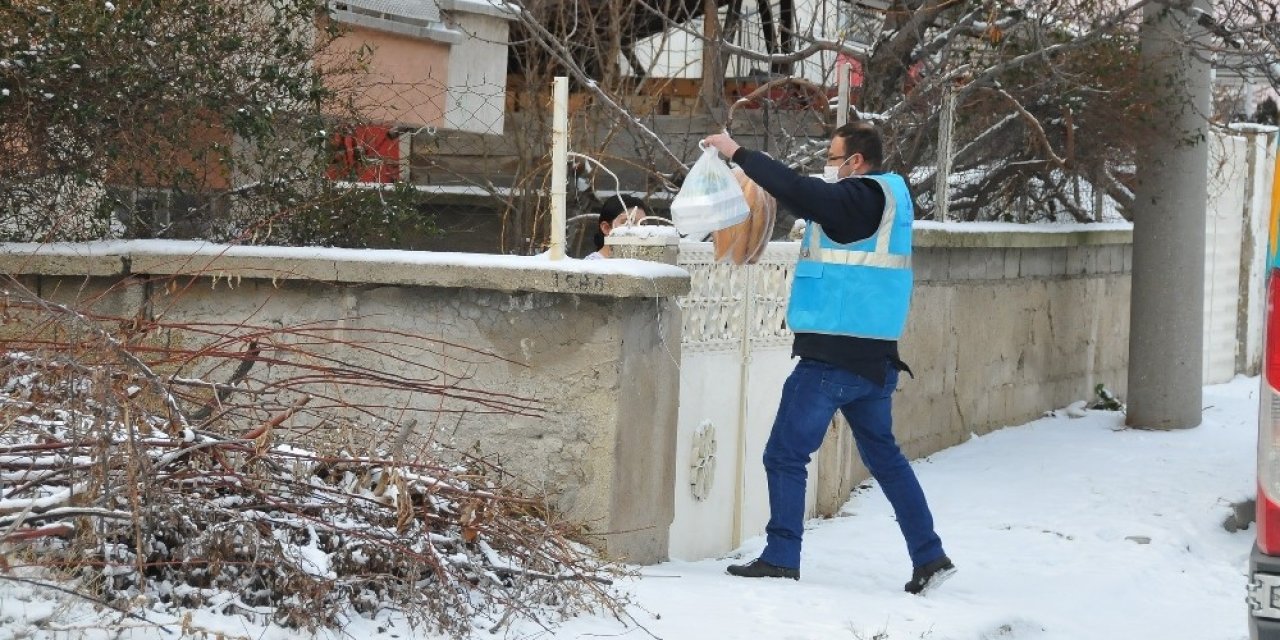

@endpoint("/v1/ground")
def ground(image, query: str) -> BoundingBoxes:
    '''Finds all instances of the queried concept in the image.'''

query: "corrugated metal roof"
[332,0,440,26]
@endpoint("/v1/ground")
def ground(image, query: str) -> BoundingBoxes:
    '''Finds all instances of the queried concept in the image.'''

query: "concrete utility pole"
[1127,0,1213,429]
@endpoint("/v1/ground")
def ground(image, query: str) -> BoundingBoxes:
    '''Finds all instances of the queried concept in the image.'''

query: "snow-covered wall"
[0,241,689,565]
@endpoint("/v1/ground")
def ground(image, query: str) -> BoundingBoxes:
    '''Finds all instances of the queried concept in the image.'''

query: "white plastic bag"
[670,144,750,239]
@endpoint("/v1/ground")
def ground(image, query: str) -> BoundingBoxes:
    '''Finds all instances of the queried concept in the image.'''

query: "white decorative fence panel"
[669,242,813,561]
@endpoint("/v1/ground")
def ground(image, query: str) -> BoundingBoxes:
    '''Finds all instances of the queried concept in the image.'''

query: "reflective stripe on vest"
[811,247,910,269]
[801,172,905,267]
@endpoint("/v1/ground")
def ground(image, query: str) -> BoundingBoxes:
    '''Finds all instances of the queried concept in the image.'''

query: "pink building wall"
[330,25,451,129]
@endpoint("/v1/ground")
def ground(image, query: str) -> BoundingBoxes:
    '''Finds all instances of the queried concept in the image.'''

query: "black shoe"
[726,558,800,580]
[904,556,955,594]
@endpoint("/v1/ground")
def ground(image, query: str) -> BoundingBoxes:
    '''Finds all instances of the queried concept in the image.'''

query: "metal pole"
[549,76,569,261]
[836,61,850,127]
[934,86,956,222]
[731,262,754,548]
[1127,0,1212,429]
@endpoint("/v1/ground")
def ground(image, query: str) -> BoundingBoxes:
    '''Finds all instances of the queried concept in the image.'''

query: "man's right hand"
[702,132,741,160]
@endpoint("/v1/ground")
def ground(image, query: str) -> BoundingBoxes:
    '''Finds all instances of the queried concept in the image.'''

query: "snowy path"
[515,377,1257,640]
[1,379,1259,640]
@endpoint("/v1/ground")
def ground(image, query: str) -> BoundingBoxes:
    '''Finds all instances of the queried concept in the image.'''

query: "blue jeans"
[758,359,945,570]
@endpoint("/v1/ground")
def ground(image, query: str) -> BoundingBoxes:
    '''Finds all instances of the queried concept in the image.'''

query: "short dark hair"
[593,194,651,250]
[598,194,650,224]
[833,121,884,170]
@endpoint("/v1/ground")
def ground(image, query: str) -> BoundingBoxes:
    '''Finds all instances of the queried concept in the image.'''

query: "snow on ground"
[512,377,1257,640]
[1,378,1259,640]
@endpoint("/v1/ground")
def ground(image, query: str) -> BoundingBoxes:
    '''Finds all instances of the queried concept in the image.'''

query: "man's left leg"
[840,380,948,579]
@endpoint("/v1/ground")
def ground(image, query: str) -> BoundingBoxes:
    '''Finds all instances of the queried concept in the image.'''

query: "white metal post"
[731,263,755,548]
[835,62,850,127]
[549,76,569,260]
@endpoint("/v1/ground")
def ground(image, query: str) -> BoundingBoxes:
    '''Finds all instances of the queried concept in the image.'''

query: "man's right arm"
[730,148,884,244]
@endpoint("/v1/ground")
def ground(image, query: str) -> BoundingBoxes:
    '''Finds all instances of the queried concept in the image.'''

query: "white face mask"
[822,155,854,183]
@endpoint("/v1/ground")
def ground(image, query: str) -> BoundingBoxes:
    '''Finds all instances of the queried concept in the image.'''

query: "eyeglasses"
[826,154,855,165]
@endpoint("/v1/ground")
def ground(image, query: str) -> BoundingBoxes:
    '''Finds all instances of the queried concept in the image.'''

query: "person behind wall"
[701,122,955,594]
[585,194,651,260]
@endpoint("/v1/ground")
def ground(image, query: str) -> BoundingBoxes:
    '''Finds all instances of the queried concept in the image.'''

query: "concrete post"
[836,61,851,127]
[698,0,727,119]
[605,232,680,265]
[1127,0,1212,429]
[934,86,956,222]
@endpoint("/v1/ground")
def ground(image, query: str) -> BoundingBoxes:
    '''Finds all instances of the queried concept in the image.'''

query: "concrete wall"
[0,241,689,565]
[1204,127,1276,383]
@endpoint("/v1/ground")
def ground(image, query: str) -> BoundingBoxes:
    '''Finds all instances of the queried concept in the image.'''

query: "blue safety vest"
[785,173,914,341]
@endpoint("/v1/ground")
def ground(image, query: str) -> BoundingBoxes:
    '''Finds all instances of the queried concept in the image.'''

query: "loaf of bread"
[712,167,777,264]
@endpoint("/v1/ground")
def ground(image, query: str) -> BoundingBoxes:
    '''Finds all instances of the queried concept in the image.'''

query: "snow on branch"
[993,87,1068,167]
[0,285,624,637]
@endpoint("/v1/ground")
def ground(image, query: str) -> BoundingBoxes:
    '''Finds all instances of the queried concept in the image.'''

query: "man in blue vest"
[702,122,954,594]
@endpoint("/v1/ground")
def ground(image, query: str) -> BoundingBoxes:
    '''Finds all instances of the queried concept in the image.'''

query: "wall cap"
[913,221,1132,249]
[0,240,691,298]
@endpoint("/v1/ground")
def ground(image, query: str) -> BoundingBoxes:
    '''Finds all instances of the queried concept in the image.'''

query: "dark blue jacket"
[732,147,904,384]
